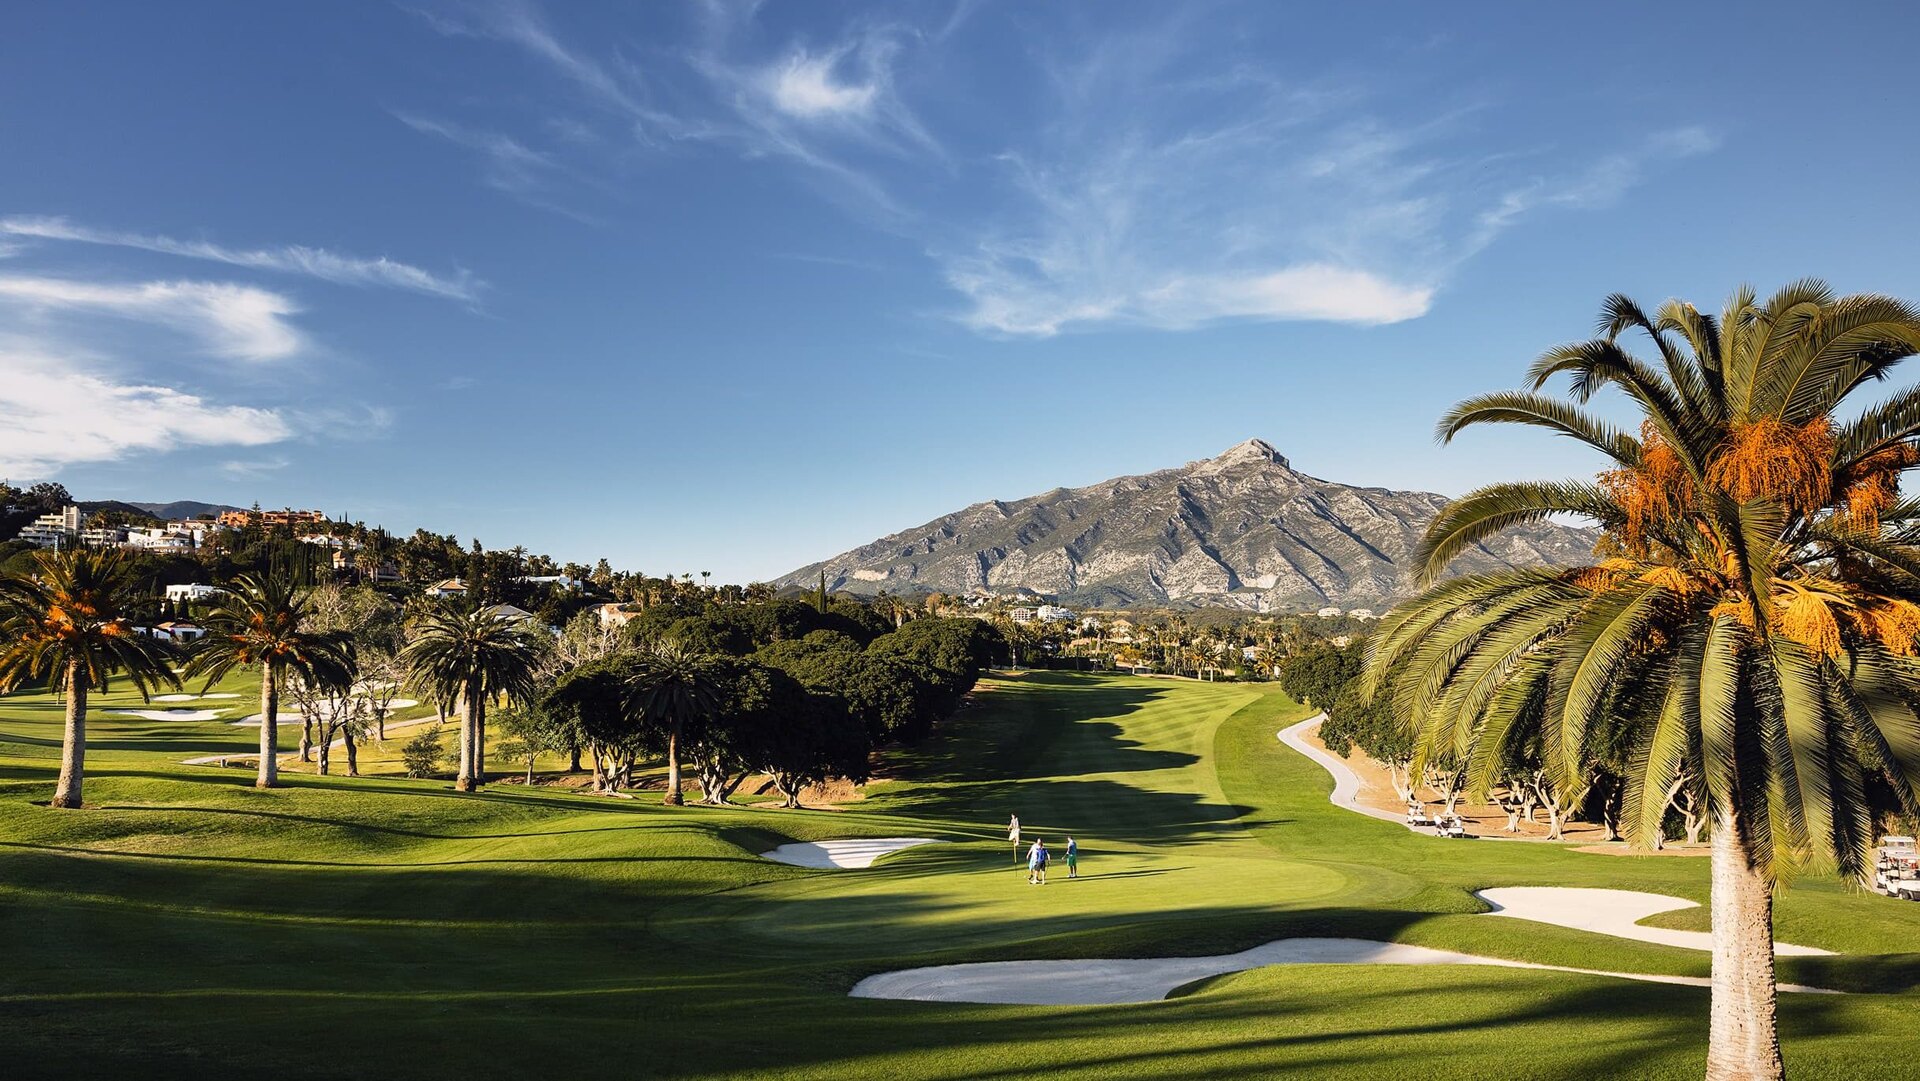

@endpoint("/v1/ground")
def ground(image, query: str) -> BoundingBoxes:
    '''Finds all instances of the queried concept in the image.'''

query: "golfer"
[1028,838,1049,885]
[1008,814,1022,864]
[1064,836,1078,879]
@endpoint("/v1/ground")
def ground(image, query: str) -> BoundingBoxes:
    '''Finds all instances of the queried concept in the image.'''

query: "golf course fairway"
[3,671,1918,1079]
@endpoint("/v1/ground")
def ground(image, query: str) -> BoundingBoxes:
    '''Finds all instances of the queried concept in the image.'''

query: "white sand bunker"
[1476,887,1831,956]
[852,938,1840,1005]
[153,693,197,702]
[761,838,938,869]
[232,710,305,726]
[116,708,223,722]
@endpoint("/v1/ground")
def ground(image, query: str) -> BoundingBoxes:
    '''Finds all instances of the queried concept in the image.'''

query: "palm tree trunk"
[664,721,684,806]
[455,687,477,792]
[1706,811,1784,1081]
[470,687,487,790]
[51,661,87,808]
[257,664,279,789]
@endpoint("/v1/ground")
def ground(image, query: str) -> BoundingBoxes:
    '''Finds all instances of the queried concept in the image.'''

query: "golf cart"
[1874,836,1920,899]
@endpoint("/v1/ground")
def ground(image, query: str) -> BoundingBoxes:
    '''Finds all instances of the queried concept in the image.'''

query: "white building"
[15,506,80,547]
[595,603,639,629]
[1036,605,1075,623]
[142,621,206,643]
[1007,606,1036,624]
[1347,608,1377,621]
[1316,606,1342,618]
[517,575,584,591]
[164,584,226,604]
[425,578,468,599]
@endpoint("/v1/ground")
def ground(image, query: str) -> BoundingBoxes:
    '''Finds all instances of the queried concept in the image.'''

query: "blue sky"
[4,1,1917,583]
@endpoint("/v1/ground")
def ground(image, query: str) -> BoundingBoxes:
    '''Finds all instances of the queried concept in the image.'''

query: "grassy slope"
[1,671,1917,1080]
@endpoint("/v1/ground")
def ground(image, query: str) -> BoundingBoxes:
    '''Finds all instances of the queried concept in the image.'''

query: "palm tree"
[1367,282,1920,1081]
[186,574,355,790]
[0,549,179,807]
[629,639,722,806]
[400,605,540,791]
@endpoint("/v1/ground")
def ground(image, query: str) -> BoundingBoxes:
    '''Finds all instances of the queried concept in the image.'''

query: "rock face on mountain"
[778,439,1598,609]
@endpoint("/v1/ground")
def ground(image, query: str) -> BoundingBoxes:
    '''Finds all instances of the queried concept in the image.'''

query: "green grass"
[1,670,1917,1079]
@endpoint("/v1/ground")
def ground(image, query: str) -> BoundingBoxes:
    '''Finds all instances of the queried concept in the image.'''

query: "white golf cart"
[1874,836,1920,899]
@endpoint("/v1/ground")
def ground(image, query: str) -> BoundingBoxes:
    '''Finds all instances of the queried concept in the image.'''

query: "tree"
[186,574,354,790]
[544,655,652,792]
[628,640,724,805]
[400,604,541,792]
[1366,283,1920,1081]
[496,701,569,786]
[0,549,179,807]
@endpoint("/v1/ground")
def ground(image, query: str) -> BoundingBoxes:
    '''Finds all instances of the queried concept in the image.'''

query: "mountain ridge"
[777,439,1597,610]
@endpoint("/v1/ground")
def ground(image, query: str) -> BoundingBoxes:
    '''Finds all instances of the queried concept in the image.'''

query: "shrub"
[401,724,450,778]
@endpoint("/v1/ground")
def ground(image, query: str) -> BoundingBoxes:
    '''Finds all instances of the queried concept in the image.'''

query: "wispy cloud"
[0,275,303,361]
[220,456,292,479]
[406,3,1720,337]
[0,216,481,303]
[0,345,291,476]
[393,112,602,223]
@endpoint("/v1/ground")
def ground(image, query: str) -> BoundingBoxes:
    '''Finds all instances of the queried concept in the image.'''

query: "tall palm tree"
[185,574,354,790]
[1367,282,1920,1081]
[629,639,722,806]
[0,549,179,808]
[400,605,540,792]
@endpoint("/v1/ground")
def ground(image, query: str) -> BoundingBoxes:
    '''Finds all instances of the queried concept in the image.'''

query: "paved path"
[1276,714,1410,827]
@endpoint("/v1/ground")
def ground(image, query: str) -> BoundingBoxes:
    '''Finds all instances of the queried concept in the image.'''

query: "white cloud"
[0,348,291,475]
[767,50,878,119]
[0,275,303,361]
[0,216,480,303]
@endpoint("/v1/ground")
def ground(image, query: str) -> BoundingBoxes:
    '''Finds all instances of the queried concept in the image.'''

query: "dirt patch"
[1298,728,1618,845]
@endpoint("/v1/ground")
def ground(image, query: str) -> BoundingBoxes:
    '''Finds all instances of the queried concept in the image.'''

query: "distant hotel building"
[218,508,329,529]
[14,506,81,547]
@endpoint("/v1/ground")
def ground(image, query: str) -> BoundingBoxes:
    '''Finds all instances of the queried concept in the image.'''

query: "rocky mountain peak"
[778,442,1597,609]
[1204,437,1289,470]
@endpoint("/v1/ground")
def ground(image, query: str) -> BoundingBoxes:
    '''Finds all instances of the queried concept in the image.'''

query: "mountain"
[778,439,1598,610]
[131,500,244,520]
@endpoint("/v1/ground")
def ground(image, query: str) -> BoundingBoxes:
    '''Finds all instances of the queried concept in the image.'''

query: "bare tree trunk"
[257,665,280,789]
[569,744,582,772]
[375,709,386,742]
[299,715,313,763]
[664,722,684,806]
[344,726,358,777]
[455,685,480,792]
[51,662,87,808]
[525,755,535,787]
[316,724,331,775]
[1706,810,1784,1081]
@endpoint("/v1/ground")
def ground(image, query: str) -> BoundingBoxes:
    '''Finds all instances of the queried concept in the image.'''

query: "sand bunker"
[232,711,307,726]
[761,838,938,869]
[116,709,223,722]
[1476,887,1831,956]
[153,693,196,702]
[851,938,1840,1005]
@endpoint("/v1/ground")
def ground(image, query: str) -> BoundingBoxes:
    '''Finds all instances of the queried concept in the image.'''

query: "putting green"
[2,671,1917,1080]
